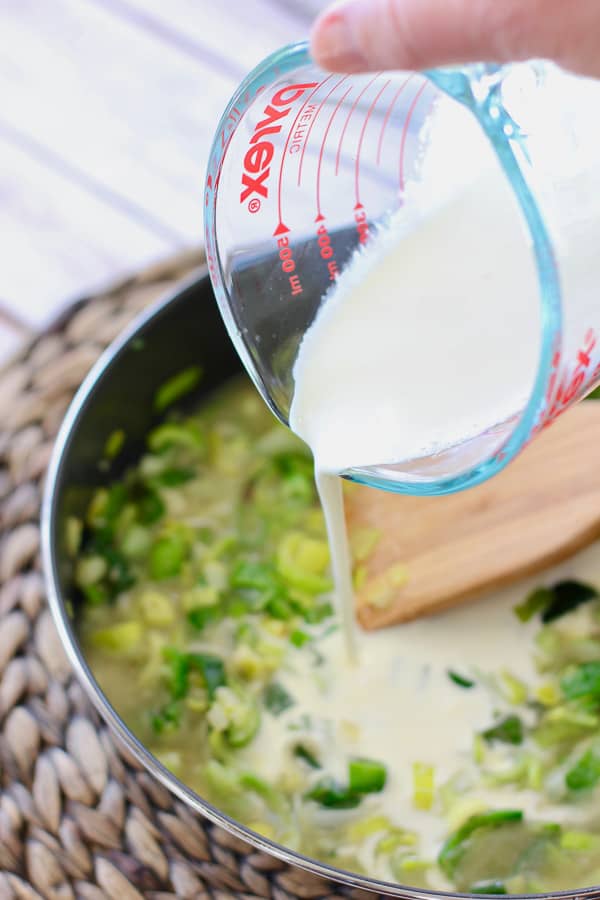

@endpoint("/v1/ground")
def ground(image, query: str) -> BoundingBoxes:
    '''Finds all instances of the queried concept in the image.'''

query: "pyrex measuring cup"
[204,41,600,496]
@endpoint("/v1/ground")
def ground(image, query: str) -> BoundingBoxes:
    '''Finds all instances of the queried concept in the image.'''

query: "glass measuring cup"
[204,42,600,496]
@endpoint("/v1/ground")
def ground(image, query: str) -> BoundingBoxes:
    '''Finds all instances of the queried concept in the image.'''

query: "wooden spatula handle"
[345,404,600,630]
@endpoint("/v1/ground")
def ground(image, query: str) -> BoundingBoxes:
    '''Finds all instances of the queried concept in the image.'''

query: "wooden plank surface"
[283,0,327,19]
[0,0,237,241]
[0,309,30,365]
[348,404,600,629]
[0,132,172,327]
[0,0,319,357]
[89,0,310,76]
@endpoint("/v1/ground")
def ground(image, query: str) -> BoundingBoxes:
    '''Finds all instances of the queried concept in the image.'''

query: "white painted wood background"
[0,0,324,362]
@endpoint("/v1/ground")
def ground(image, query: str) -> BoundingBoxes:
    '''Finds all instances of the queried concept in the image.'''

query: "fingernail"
[311,4,368,72]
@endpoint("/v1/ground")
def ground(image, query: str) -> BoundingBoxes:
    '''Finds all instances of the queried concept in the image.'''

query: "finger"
[310,0,600,78]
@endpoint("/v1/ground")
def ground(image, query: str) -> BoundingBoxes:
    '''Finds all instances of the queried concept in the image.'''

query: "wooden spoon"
[345,403,600,630]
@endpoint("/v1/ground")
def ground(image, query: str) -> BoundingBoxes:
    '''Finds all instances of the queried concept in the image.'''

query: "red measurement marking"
[335,73,381,176]
[316,222,339,280]
[274,77,332,235]
[315,85,353,220]
[520,328,600,452]
[289,273,303,295]
[205,125,237,209]
[376,75,414,166]
[538,328,598,430]
[297,77,348,188]
[354,79,390,206]
[206,247,218,283]
[276,233,303,295]
[240,84,265,108]
[354,203,369,244]
[399,81,428,194]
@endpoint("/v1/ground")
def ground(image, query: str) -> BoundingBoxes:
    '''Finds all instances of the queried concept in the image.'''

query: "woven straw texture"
[0,252,383,900]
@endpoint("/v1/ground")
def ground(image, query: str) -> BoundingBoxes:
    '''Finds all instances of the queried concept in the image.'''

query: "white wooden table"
[0,0,324,361]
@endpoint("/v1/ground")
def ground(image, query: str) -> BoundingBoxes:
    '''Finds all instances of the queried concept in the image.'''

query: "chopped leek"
[154,466,196,487]
[347,815,391,841]
[448,670,475,689]
[76,555,107,587]
[561,662,600,702]
[150,701,181,735]
[104,429,125,460]
[560,831,599,851]
[90,621,142,653]
[163,648,226,701]
[350,527,381,563]
[360,562,408,610]
[438,810,523,878]
[514,587,553,623]
[290,629,310,648]
[303,601,334,624]
[514,582,598,624]
[139,590,174,627]
[207,686,260,748]
[148,422,204,453]
[542,580,598,623]
[276,532,332,595]
[65,516,83,558]
[263,682,295,716]
[305,777,361,810]
[226,703,261,748]
[149,534,188,580]
[482,715,523,745]
[349,758,387,794]
[376,828,419,854]
[136,487,165,525]
[239,772,285,811]
[500,671,527,705]
[187,605,220,631]
[121,524,151,560]
[293,745,321,769]
[565,747,600,791]
[154,366,202,412]
[413,762,434,810]
[535,681,561,707]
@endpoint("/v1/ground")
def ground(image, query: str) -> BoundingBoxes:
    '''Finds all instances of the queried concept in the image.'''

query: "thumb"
[310,0,600,78]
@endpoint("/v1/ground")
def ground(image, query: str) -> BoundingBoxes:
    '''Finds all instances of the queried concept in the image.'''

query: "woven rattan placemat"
[0,251,379,900]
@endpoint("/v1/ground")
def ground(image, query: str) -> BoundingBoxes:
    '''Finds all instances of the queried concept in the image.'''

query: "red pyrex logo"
[240,82,318,206]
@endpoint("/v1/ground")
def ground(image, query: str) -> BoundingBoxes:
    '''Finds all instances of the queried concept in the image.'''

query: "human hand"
[310,0,600,78]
